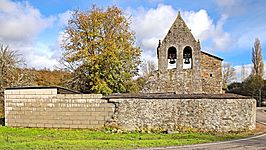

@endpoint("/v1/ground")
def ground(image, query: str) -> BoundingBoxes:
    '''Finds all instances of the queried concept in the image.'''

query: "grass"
[0,126,252,150]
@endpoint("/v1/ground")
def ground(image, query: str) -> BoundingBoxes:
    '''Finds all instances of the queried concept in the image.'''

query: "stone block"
[69,124,79,128]
[60,124,70,128]
[82,94,102,99]
[37,124,44,127]
[6,95,24,99]
[78,125,88,129]
[95,108,105,111]
[44,124,53,128]
[72,120,81,125]
[62,120,73,125]
[90,120,99,125]
[95,116,105,121]
[4,90,13,95]
[104,107,115,112]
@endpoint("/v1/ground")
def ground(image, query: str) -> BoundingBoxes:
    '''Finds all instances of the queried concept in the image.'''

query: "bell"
[169,58,176,64]
[184,57,190,64]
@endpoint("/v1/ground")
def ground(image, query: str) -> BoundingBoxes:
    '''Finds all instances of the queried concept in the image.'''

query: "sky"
[0,0,266,81]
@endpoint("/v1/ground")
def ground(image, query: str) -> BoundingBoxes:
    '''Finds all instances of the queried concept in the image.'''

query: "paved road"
[145,133,266,150]
[257,107,266,124]
[137,107,266,150]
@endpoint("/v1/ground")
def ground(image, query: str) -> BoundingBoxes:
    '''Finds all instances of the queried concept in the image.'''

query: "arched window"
[168,46,177,69]
[183,46,192,69]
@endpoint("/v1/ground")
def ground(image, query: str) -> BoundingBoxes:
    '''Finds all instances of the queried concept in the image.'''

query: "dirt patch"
[252,123,266,135]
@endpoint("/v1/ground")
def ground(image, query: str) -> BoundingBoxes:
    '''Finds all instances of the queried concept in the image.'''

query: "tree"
[61,6,141,95]
[0,44,33,118]
[240,64,248,82]
[222,63,236,90]
[141,59,156,77]
[252,38,264,78]
[250,38,264,106]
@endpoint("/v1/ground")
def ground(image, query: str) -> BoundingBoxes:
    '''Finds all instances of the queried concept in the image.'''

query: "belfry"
[142,12,223,94]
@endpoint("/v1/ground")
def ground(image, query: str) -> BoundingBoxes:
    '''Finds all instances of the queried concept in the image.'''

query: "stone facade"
[108,97,256,132]
[4,88,256,132]
[201,52,223,93]
[142,12,223,94]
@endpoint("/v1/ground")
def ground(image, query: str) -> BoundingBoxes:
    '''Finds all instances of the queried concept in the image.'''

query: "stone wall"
[201,52,223,94]
[156,12,202,94]
[4,88,256,132]
[4,88,114,128]
[107,94,256,132]
[143,13,223,94]
[0,99,3,118]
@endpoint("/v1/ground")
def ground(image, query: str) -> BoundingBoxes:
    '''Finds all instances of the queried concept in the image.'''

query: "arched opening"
[183,46,192,69]
[168,46,177,69]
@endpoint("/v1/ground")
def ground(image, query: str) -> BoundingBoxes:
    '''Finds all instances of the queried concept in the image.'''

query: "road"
[137,107,266,150]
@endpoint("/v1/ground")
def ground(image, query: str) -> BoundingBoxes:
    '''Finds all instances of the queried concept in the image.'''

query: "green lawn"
[0,126,251,149]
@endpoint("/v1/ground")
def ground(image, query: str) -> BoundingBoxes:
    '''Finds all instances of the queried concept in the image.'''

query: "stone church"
[142,12,223,94]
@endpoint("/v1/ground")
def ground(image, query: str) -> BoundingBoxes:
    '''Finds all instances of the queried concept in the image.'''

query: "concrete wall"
[108,97,256,132]
[4,88,114,128]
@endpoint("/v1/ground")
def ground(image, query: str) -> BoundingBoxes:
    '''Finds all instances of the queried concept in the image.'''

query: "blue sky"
[1,0,266,80]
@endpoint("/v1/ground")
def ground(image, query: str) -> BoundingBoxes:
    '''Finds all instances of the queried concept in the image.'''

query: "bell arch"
[167,46,177,69]
[183,46,192,69]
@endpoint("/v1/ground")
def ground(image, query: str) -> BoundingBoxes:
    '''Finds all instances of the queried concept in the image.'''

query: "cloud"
[182,10,234,51]
[23,43,60,69]
[0,0,54,43]
[0,0,61,69]
[233,62,266,82]
[233,64,252,82]
[57,10,73,28]
[129,4,233,62]
[215,0,246,17]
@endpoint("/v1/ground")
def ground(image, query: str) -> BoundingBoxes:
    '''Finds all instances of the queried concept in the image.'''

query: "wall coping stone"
[5,86,81,94]
[104,93,251,99]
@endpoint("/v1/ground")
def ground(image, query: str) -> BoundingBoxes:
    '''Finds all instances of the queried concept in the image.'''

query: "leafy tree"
[30,69,71,86]
[61,6,141,95]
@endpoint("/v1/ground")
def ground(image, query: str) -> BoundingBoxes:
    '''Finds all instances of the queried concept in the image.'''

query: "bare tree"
[222,63,236,89]
[141,59,156,77]
[240,64,248,82]
[0,45,34,114]
[252,38,264,78]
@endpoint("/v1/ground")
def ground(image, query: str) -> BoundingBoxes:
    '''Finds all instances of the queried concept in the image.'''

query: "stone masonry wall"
[201,52,223,94]
[4,88,256,132]
[0,98,3,118]
[109,98,256,132]
[4,88,114,128]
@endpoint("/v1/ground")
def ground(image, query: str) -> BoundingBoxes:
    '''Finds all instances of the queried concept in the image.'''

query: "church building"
[142,12,223,94]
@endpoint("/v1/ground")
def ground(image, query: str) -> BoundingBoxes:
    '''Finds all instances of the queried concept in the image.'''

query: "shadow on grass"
[0,118,4,126]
